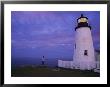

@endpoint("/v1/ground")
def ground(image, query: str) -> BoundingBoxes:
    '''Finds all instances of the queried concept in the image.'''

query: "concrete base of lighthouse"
[73,61,96,70]
[58,60,99,72]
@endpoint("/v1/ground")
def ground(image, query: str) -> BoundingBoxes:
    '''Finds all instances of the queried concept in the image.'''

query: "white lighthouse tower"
[73,14,96,70]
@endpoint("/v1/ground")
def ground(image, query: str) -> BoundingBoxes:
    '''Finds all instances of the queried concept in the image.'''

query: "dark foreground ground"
[11,66,100,77]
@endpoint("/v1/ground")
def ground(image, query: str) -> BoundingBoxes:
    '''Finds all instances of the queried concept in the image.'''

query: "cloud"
[11,11,100,51]
[12,34,74,49]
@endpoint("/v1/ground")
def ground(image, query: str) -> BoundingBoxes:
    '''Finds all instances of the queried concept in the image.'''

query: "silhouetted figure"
[42,56,45,65]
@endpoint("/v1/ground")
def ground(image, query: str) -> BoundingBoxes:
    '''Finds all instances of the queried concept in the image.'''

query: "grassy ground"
[11,66,100,77]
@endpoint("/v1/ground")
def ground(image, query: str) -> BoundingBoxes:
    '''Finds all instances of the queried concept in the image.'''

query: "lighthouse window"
[84,50,88,56]
[75,44,76,49]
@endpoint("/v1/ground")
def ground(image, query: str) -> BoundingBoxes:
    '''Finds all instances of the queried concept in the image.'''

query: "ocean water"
[11,57,72,68]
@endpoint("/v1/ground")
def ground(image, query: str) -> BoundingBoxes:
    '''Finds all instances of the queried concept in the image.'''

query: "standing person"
[42,56,45,65]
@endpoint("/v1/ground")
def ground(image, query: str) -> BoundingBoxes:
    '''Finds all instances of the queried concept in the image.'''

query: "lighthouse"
[73,14,96,70]
[58,14,97,71]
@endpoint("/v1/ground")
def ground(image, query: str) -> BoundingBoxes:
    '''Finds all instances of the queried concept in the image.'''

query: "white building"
[58,14,100,72]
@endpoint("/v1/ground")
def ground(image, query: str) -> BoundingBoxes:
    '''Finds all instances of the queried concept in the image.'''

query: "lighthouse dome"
[75,14,91,31]
[77,14,88,23]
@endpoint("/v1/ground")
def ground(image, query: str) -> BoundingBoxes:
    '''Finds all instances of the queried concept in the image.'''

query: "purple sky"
[11,11,100,66]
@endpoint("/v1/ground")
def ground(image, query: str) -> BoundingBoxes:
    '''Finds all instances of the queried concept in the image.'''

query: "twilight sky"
[11,11,100,66]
